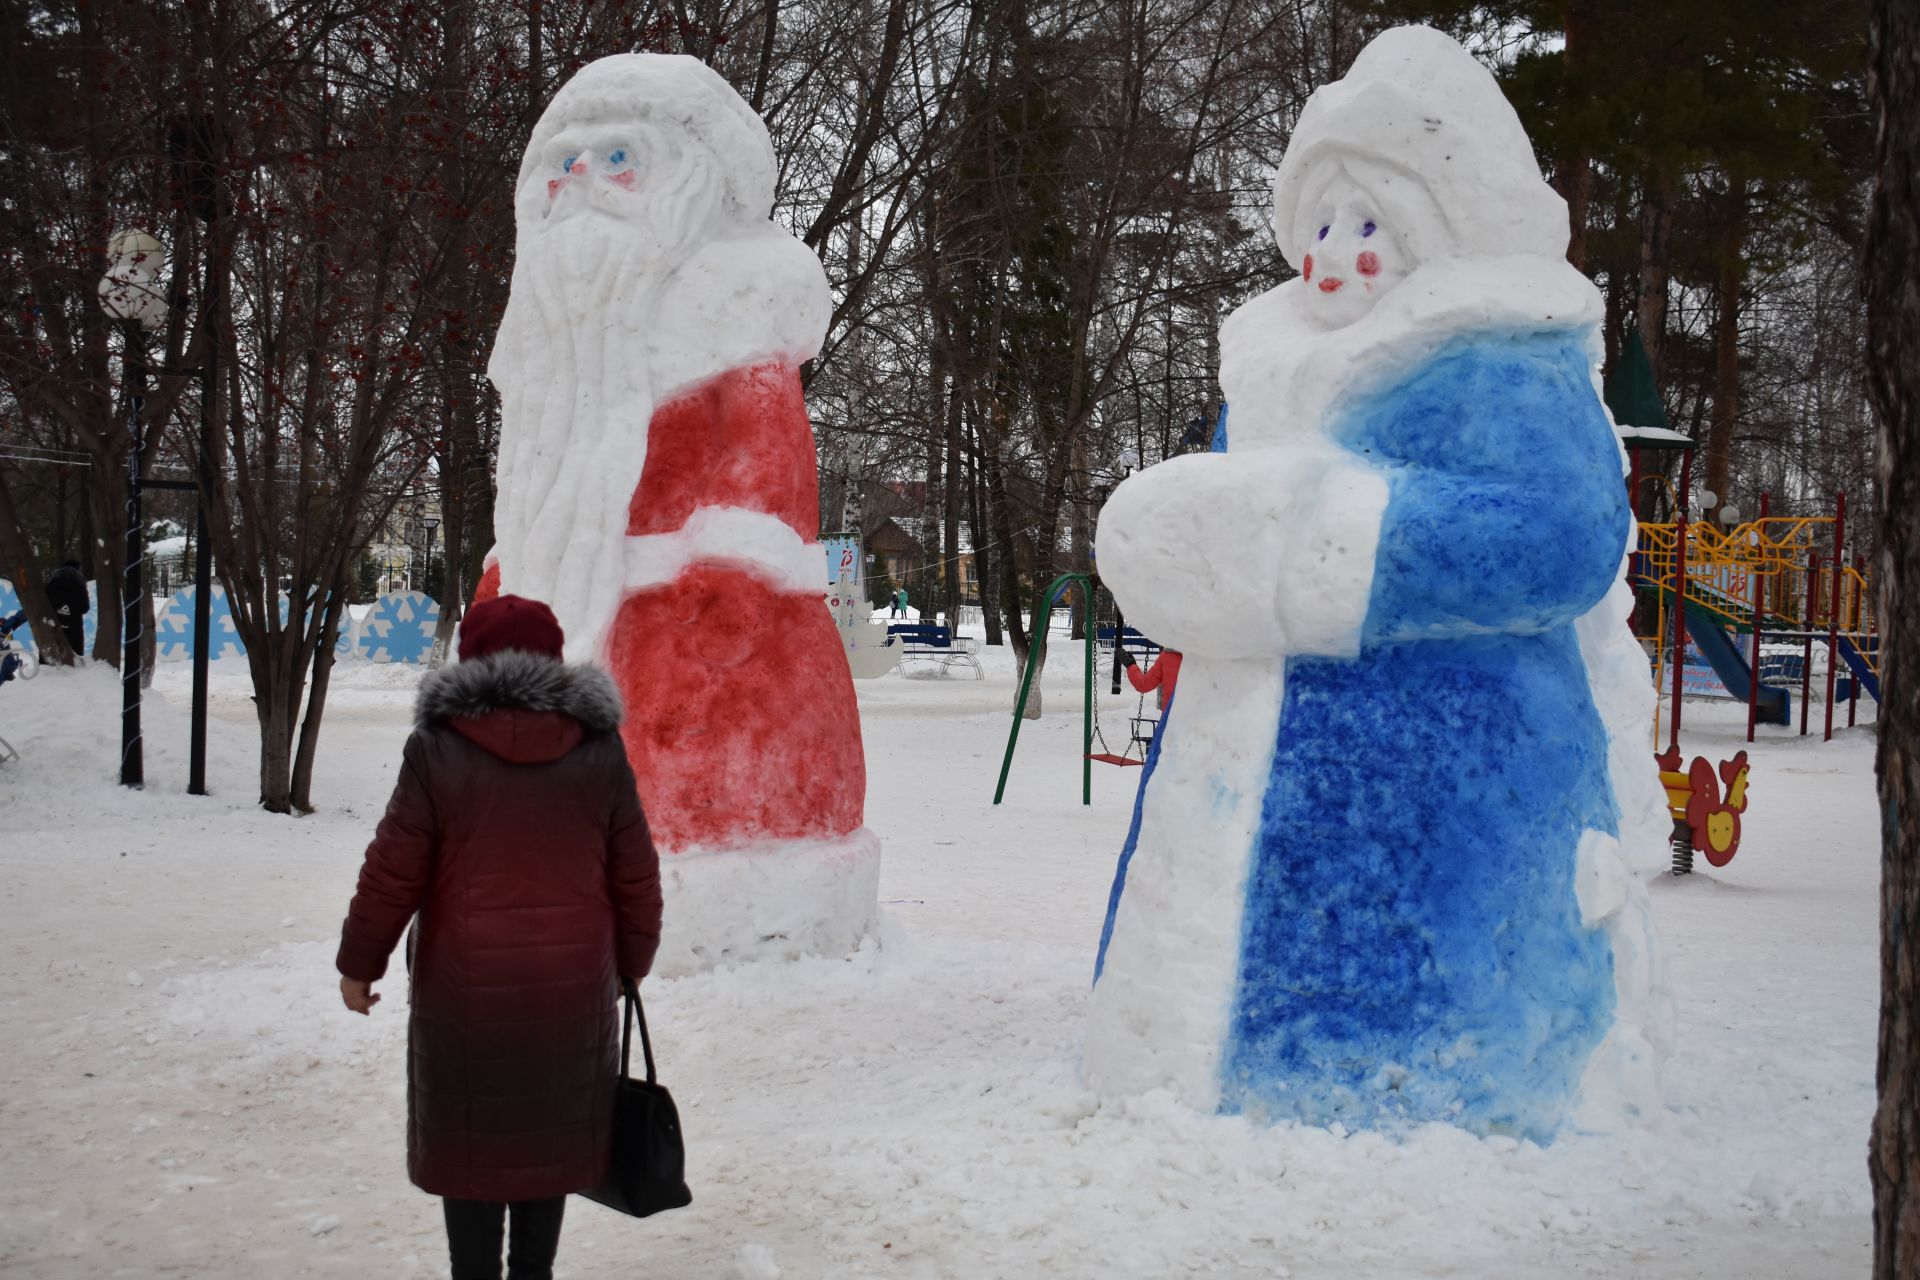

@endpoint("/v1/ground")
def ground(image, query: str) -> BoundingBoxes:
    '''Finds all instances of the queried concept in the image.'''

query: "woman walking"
[335,595,662,1280]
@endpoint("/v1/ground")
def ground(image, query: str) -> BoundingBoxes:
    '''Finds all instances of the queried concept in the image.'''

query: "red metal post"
[1669,450,1693,753]
[1745,492,1769,742]
[1801,549,1818,736]
[1824,491,1845,742]
[1850,551,1865,727]
[1625,447,1643,635]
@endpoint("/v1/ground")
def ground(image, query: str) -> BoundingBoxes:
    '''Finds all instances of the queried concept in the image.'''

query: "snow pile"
[652,830,882,977]
[0,652,1881,1275]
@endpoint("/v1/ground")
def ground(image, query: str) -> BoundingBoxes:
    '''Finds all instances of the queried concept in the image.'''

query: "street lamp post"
[422,515,440,598]
[99,230,168,789]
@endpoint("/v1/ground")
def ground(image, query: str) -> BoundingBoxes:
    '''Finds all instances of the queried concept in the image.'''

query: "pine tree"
[1867,0,1920,1271]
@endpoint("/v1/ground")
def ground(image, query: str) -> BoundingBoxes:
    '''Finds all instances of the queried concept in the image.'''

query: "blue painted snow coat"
[1094,329,1631,1143]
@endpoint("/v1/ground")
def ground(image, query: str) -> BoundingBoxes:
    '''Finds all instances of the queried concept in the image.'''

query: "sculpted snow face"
[482,54,875,973]
[1298,170,1412,329]
[1085,25,1671,1142]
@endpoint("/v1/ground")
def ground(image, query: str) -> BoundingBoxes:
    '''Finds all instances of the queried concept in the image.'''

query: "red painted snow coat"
[336,652,662,1202]
[1124,650,1182,707]
[472,360,867,853]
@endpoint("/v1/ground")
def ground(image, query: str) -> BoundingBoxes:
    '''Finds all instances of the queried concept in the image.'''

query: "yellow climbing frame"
[1633,510,1879,743]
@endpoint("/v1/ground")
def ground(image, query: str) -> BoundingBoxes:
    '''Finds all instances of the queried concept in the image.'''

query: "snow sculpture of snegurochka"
[1085,26,1673,1142]
[478,54,876,974]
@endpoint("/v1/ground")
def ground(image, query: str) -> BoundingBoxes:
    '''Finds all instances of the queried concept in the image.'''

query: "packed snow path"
[0,652,1875,1277]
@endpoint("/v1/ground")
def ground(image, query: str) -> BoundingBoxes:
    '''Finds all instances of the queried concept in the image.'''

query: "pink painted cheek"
[1356,251,1382,277]
[609,170,637,191]
[1303,254,1314,282]
[547,178,565,200]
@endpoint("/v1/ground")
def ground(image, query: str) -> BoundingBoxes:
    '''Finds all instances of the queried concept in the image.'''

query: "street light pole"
[189,222,217,796]
[118,319,146,788]
[100,230,167,789]
[422,515,440,595]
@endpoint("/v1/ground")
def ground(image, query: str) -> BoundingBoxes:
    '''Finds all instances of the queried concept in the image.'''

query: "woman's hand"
[340,976,381,1015]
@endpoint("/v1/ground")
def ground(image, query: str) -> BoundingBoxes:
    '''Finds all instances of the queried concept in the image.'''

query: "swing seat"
[1087,752,1144,767]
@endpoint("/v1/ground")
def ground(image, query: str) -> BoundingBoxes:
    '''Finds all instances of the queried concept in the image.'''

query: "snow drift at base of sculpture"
[1085,25,1671,1143]
[478,54,876,974]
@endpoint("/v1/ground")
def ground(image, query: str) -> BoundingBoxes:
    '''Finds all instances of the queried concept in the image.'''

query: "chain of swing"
[1087,582,1157,767]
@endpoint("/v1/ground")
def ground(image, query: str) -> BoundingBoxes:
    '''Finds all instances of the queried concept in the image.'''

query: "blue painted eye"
[561,155,577,173]
[608,149,627,166]
[1316,225,1329,241]
[1362,220,1377,237]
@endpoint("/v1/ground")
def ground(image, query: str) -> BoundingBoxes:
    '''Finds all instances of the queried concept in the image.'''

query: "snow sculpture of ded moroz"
[478,54,876,973]
[1084,26,1673,1142]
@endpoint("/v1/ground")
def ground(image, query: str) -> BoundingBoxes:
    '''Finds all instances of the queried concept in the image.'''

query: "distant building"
[366,497,443,597]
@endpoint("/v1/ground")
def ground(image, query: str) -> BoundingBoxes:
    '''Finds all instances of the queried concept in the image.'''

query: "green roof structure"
[1606,327,1692,451]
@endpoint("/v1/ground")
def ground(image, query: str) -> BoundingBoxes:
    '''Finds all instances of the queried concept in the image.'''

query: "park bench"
[885,622,984,680]
[1095,624,1162,663]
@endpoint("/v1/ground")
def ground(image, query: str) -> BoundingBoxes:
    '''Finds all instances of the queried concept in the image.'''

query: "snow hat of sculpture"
[1270,25,1568,273]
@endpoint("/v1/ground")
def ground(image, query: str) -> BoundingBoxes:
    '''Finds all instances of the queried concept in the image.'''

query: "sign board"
[823,536,861,590]
[1678,640,1733,700]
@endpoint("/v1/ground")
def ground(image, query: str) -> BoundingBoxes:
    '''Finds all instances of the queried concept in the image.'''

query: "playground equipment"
[994,573,1098,806]
[990,571,1121,805]
[1093,623,1163,766]
[1629,474,1878,747]
[1656,746,1751,875]
[992,574,1169,804]
[1611,328,1877,749]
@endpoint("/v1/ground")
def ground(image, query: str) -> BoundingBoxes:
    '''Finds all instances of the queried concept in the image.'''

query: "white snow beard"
[492,211,708,662]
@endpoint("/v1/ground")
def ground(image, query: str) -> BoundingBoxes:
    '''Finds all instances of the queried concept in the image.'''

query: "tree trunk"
[1637,166,1676,381]
[290,567,351,812]
[85,468,123,666]
[1868,2,1920,1273]
[969,407,1002,647]
[1555,0,1594,270]
[1704,182,1747,519]
[0,468,77,663]
[943,381,963,626]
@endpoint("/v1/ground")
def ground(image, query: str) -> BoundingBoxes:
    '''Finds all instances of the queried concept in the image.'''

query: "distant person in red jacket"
[336,594,661,1280]
[1118,645,1182,709]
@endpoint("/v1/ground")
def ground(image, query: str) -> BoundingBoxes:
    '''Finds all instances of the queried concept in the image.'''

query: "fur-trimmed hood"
[416,650,624,733]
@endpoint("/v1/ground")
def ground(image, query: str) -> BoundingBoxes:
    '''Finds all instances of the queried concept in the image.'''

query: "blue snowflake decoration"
[0,579,26,655]
[153,585,246,661]
[353,591,440,664]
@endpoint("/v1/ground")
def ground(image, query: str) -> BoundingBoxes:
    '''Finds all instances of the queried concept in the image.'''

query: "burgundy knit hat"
[457,594,566,662]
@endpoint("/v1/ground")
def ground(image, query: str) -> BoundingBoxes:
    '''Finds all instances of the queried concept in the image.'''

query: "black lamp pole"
[118,318,146,788]
[423,516,439,599]
[187,210,217,796]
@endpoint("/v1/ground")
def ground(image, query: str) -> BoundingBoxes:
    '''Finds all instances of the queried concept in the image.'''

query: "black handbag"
[580,980,692,1218]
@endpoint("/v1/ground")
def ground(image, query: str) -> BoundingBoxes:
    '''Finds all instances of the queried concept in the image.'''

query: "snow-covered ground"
[0,643,1879,1278]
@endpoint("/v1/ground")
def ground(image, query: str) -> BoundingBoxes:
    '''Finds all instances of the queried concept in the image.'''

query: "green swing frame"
[992,572,1100,807]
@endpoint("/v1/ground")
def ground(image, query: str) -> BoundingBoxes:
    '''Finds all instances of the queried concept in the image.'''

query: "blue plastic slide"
[1682,603,1791,725]
[1838,635,1882,703]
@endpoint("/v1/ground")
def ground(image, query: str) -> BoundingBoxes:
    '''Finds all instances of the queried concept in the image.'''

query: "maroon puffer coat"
[336,651,662,1201]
